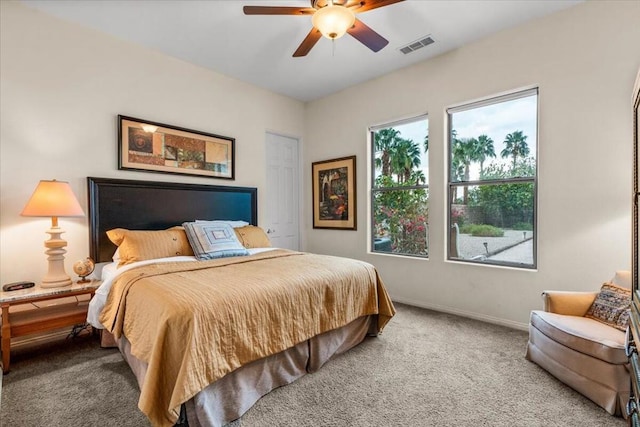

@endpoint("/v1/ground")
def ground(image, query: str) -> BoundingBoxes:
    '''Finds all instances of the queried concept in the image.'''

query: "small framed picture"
[312,155,356,230]
[118,115,235,180]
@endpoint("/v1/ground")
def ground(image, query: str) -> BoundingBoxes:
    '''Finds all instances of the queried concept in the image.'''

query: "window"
[448,88,537,268]
[370,116,429,257]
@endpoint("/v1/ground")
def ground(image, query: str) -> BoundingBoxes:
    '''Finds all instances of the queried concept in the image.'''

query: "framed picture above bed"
[118,115,235,180]
[312,155,357,230]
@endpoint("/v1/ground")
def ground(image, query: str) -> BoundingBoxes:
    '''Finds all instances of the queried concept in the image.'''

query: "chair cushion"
[530,310,626,364]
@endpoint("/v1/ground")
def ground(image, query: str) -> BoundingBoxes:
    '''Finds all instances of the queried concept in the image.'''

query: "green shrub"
[459,223,504,237]
[511,222,533,231]
[458,224,473,234]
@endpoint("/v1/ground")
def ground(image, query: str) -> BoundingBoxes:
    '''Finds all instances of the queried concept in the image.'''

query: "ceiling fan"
[243,0,405,57]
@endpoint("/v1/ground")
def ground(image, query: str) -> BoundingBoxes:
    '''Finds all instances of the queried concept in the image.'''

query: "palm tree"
[501,130,530,169]
[374,128,400,177]
[453,138,480,180]
[451,137,481,203]
[390,138,421,184]
[476,134,495,176]
[449,129,462,181]
[410,170,426,185]
[449,129,462,203]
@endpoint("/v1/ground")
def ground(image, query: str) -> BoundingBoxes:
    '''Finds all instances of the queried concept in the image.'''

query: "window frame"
[446,88,538,269]
[369,114,429,259]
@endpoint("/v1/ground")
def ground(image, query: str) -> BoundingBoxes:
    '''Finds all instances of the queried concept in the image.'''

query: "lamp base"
[41,277,73,288]
[41,225,73,288]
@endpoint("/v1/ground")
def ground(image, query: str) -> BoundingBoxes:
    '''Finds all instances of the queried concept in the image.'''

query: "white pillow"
[183,221,249,260]
[100,262,119,281]
[612,270,631,289]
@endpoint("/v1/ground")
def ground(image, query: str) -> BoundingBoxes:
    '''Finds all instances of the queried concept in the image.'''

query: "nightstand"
[0,280,101,374]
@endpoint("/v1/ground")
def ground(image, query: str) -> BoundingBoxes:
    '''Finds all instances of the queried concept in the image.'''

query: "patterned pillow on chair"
[585,282,632,331]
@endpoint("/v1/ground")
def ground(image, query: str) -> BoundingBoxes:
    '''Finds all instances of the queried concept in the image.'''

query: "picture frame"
[118,115,235,180]
[312,155,357,230]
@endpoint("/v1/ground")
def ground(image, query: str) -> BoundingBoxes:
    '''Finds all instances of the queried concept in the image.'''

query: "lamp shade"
[21,180,85,217]
[312,4,355,40]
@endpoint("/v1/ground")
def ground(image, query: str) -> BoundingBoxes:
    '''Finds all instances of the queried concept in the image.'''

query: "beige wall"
[0,2,304,284]
[304,1,640,328]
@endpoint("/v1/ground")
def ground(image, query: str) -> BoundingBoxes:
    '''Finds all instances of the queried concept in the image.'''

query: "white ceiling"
[21,0,582,102]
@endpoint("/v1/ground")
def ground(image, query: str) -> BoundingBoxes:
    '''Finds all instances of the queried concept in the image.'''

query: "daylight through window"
[448,88,537,268]
[370,116,429,258]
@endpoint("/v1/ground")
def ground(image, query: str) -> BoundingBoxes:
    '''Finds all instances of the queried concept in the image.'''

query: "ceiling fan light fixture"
[312,4,355,40]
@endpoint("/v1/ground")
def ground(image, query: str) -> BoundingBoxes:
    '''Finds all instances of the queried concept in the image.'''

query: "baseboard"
[392,297,529,331]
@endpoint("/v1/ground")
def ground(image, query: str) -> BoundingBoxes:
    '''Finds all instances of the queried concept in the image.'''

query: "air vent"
[399,35,435,55]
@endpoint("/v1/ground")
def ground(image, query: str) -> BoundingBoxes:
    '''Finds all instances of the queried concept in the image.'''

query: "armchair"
[525,271,631,417]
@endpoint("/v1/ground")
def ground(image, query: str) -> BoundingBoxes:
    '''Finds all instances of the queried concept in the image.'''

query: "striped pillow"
[182,221,249,260]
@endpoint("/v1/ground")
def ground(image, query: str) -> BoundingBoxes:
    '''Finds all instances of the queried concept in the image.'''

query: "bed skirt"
[113,315,376,426]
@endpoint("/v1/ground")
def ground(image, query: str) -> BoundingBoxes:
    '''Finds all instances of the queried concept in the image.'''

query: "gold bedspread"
[99,249,395,427]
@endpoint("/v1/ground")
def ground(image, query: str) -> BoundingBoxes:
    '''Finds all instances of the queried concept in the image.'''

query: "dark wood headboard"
[87,177,257,263]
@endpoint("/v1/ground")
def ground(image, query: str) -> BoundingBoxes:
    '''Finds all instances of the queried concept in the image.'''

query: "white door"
[265,132,299,250]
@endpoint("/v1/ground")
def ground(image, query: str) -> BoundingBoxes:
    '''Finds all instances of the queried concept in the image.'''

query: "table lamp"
[21,180,85,288]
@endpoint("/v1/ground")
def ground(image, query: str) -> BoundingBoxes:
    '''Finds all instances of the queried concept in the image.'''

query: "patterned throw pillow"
[585,282,632,331]
[182,221,249,260]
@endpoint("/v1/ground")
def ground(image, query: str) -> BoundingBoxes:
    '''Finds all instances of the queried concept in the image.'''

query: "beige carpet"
[1,303,624,426]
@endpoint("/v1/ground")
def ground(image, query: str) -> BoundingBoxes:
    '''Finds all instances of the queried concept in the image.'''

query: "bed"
[85,177,395,427]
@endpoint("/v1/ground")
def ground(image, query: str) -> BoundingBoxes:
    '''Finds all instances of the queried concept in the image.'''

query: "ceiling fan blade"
[293,28,322,57]
[347,18,389,52]
[349,0,404,13]
[243,6,316,16]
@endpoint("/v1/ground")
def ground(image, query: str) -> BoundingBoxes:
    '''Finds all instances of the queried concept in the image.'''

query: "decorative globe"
[73,257,95,283]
